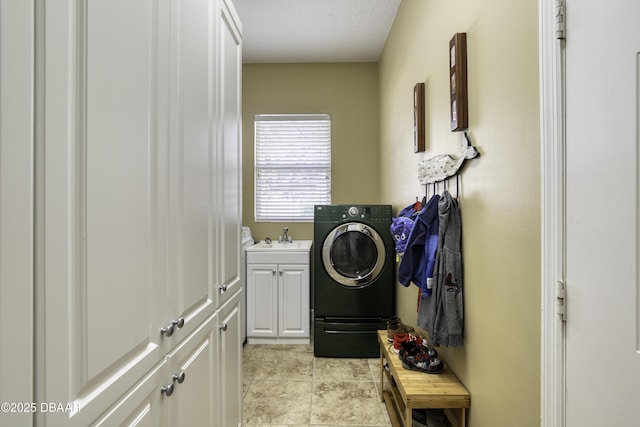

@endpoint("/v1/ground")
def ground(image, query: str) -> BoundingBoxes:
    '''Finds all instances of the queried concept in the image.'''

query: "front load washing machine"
[313,204,394,357]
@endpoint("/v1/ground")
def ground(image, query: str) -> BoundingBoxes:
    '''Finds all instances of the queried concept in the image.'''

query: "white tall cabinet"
[0,0,242,426]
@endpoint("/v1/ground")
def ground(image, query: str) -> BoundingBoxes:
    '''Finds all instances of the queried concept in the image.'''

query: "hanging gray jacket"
[417,190,464,347]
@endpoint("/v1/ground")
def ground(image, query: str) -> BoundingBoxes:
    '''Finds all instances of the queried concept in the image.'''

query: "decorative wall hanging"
[413,82,425,152]
[418,132,478,184]
[449,33,468,131]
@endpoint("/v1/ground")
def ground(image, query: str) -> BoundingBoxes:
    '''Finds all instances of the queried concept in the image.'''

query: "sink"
[247,240,313,252]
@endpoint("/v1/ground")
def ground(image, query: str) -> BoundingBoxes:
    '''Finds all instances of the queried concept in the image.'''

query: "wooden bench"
[377,330,470,427]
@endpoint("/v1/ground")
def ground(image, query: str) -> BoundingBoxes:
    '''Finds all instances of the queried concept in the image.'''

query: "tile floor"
[242,343,392,427]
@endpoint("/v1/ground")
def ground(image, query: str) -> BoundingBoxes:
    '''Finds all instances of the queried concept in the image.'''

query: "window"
[255,114,331,222]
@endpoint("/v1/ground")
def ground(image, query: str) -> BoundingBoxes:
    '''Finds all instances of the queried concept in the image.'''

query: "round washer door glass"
[322,222,386,287]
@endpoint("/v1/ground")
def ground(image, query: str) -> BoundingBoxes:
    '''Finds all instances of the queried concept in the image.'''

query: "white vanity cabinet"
[246,243,312,344]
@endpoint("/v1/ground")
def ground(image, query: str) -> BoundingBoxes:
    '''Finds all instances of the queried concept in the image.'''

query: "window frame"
[254,114,332,222]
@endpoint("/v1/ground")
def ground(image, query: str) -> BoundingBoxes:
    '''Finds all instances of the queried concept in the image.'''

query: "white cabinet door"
[166,0,218,344]
[91,362,167,427]
[217,290,242,427]
[279,265,310,338]
[36,0,242,424]
[247,264,279,337]
[0,2,34,425]
[217,0,243,309]
[40,1,166,424]
[166,314,219,427]
[247,262,310,342]
[92,297,242,427]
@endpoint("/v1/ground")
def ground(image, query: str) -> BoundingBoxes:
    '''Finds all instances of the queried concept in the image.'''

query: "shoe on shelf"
[398,341,443,374]
[400,351,443,374]
[386,316,416,342]
[392,332,423,353]
[397,339,439,360]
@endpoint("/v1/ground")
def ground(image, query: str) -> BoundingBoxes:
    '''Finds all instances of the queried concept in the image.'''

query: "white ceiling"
[233,0,402,63]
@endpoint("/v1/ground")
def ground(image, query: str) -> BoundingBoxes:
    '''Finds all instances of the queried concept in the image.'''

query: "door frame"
[539,0,566,426]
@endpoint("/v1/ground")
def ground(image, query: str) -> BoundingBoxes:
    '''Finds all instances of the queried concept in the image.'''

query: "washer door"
[322,222,386,287]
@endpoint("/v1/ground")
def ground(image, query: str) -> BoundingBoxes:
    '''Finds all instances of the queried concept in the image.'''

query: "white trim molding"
[539,0,566,426]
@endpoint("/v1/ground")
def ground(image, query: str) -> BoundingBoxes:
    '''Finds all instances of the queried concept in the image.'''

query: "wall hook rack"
[417,132,478,185]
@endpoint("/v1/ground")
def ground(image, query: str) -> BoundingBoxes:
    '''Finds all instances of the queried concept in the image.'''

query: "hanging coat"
[397,194,439,296]
[417,190,464,347]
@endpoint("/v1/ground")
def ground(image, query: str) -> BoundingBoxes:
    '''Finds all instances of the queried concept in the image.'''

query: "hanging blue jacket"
[397,195,439,296]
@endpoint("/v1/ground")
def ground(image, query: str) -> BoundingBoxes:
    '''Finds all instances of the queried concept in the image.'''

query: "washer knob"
[348,207,359,217]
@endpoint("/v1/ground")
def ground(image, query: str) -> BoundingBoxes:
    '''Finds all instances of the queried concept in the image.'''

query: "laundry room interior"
[238,0,540,426]
[0,0,544,426]
[5,0,639,424]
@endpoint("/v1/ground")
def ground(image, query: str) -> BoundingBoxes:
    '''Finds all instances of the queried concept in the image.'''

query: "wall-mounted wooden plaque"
[449,33,468,131]
[414,82,425,152]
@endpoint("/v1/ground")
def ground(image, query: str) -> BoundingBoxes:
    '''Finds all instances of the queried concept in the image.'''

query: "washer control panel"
[313,205,391,222]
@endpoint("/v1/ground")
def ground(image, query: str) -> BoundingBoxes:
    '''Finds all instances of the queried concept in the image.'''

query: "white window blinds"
[255,114,331,222]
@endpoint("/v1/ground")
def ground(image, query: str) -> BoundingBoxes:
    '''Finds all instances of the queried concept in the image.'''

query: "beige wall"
[380,0,541,426]
[242,1,541,423]
[242,63,381,241]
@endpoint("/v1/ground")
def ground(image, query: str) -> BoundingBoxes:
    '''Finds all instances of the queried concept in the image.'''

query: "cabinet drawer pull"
[219,323,228,332]
[161,383,174,397]
[173,370,186,384]
[160,324,174,337]
[218,284,228,292]
[172,317,185,329]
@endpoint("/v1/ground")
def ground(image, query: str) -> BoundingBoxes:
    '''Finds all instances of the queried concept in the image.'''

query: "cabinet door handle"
[161,383,174,397]
[218,284,228,292]
[172,317,185,329]
[160,324,174,337]
[172,370,186,384]
[272,269,276,275]
[219,323,228,332]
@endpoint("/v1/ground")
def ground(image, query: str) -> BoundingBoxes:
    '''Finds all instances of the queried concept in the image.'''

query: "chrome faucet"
[281,226,292,243]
